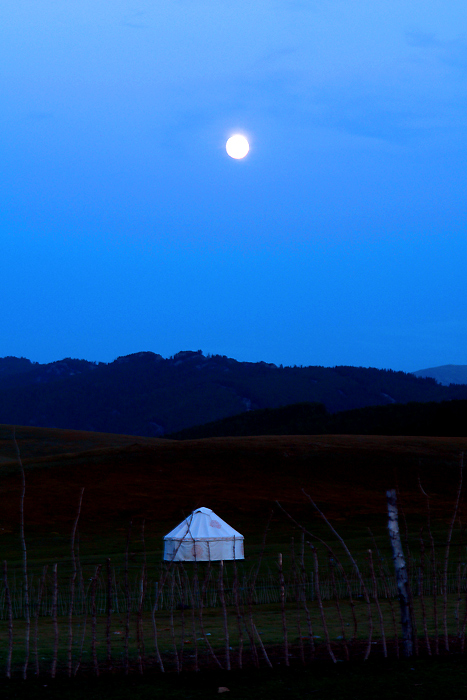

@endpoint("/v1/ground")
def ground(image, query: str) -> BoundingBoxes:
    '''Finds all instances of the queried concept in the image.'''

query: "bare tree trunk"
[3,561,13,678]
[397,490,418,656]
[51,564,59,678]
[387,489,413,658]
[68,487,84,677]
[13,430,30,679]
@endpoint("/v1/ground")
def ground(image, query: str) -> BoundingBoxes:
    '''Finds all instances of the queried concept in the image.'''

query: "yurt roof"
[164,507,243,541]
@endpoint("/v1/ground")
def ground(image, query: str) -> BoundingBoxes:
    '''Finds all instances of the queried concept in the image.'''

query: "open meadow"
[2,424,467,692]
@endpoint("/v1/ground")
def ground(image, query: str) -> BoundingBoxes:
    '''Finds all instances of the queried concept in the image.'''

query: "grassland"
[2,424,467,686]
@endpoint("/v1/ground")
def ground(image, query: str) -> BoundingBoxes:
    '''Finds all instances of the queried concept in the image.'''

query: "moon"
[226,134,250,159]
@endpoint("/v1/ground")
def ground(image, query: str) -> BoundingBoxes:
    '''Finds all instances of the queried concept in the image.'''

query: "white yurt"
[163,507,244,562]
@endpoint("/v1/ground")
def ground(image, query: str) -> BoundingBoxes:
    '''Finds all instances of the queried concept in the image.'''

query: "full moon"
[226,134,250,159]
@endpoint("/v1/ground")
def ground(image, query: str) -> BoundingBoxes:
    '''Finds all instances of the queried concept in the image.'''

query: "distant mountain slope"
[412,365,467,386]
[169,399,467,439]
[1,350,467,437]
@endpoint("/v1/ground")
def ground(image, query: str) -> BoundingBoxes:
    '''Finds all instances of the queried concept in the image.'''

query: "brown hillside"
[1,425,466,552]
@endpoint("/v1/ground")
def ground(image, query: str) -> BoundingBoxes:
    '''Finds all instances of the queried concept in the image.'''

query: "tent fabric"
[163,507,244,561]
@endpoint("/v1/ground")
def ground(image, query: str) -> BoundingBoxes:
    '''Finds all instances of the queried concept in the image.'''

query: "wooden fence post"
[387,489,413,657]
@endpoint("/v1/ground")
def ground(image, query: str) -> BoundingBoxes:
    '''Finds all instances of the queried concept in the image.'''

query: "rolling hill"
[1,424,466,562]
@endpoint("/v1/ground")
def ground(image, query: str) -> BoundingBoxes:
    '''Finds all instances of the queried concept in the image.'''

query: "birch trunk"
[387,489,413,657]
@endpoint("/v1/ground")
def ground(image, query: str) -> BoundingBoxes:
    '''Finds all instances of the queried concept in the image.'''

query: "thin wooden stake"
[13,429,30,679]
[68,487,84,677]
[176,566,185,672]
[368,549,387,658]
[245,514,273,668]
[310,545,336,663]
[419,475,439,655]
[219,560,231,670]
[442,453,463,652]
[124,521,132,675]
[291,538,305,665]
[232,554,244,669]
[34,564,48,675]
[278,553,289,666]
[51,564,59,678]
[198,561,223,669]
[190,561,200,672]
[3,561,13,679]
[106,558,113,670]
[90,564,102,676]
[277,500,358,642]
[302,491,373,658]
[169,571,180,672]
[136,562,147,674]
[299,532,315,659]
[73,560,88,676]
[329,553,349,660]
[151,579,165,672]
[419,531,432,655]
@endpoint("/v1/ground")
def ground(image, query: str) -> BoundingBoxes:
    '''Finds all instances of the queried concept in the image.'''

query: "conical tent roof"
[163,507,244,561]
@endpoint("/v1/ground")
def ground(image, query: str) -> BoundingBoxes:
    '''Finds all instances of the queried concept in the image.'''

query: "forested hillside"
[1,350,467,436]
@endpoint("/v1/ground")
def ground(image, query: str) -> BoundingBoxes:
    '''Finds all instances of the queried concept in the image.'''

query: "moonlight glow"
[226,134,250,159]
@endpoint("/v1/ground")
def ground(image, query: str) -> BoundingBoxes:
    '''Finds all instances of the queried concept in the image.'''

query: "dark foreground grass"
[2,657,467,700]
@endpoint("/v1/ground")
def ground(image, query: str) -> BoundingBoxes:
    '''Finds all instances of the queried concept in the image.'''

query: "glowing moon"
[226,134,249,159]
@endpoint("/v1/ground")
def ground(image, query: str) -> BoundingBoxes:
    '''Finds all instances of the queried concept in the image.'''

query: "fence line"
[2,563,467,620]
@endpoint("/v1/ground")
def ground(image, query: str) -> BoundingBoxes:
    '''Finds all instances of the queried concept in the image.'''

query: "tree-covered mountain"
[1,350,467,437]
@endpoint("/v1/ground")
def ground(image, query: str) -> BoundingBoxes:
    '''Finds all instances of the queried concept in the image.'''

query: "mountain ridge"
[412,364,467,386]
[1,351,467,437]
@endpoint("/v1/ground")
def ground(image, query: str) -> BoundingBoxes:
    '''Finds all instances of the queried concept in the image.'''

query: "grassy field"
[1,424,466,560]
[2,424,467,687]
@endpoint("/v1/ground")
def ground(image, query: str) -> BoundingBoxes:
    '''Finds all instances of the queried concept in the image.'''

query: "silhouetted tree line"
[0,352,466,437]
[168,399,467,439]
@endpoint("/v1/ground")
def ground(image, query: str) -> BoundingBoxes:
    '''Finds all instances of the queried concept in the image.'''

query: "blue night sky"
[2,1,467,372]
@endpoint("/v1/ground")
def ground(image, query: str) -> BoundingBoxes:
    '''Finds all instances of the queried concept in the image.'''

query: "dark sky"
[2,1,467,371]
